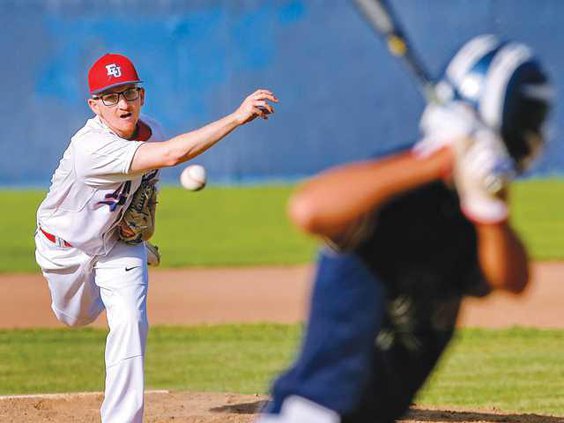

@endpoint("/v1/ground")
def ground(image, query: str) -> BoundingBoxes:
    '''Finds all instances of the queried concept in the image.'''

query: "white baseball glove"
[415,102,516,224]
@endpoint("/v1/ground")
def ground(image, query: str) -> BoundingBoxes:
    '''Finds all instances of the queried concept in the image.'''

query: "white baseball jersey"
[37,114,165,257]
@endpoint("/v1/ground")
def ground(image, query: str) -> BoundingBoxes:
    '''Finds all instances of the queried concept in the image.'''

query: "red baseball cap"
[88,53,142,95]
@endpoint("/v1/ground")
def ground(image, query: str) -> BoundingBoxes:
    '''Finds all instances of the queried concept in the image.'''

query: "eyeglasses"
[93,87,141,107]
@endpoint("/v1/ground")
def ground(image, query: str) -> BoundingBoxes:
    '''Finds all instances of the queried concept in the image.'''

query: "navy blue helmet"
[436,34,553,172]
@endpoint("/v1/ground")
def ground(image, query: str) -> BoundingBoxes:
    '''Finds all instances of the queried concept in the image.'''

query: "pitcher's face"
[88,84,145,139]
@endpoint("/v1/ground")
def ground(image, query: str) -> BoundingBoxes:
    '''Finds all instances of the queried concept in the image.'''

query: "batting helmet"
[436,34,553,172]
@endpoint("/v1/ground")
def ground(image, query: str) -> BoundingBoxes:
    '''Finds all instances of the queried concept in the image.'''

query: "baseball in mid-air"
[180,164,207,191]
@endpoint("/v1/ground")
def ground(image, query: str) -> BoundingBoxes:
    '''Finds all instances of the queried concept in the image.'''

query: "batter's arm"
[288,147,453,242]
[289,147,530,294]
[474,221,529,294]
[130,89,277,174]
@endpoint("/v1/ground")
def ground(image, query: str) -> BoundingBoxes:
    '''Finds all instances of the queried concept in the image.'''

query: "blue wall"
[1,0,562,186]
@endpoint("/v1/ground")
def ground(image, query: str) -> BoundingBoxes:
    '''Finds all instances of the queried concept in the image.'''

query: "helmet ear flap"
[500,66,551,171]
[514,131,544,173]
[502,111,548,173]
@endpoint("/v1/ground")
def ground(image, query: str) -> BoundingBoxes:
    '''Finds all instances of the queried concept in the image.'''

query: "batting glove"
[415,102,516,224]
[454,128,515,223]
[414,102,477,158]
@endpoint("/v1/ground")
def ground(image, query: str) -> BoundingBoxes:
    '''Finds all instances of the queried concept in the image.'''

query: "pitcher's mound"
[0,390,265,423]
[1,391,561,423]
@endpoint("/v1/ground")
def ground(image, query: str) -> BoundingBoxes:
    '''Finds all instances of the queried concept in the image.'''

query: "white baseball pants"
[35,232,149,423]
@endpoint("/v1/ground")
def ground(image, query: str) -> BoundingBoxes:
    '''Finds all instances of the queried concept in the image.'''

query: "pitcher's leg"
[95,241,148,423]
[35,232,103,327]
[100,281,148,423]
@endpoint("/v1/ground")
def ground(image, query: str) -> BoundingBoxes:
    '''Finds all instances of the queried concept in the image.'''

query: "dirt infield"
[0,262,563,422]
[0,262,563,329]
[0,391,562,423]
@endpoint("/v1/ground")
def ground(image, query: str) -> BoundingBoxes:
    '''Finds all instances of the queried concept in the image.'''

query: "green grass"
[0,325,562,416]
[0,190,45,273]
[418,328,564,415]
[0,324,301,395]
[3,179,564,273]
[0,185,317,273]
[512,179,564,260]
[152,186,316,268]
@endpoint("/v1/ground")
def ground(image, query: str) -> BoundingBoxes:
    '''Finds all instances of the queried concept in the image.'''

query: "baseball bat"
[354,0,519,195]
[353,0,438,103]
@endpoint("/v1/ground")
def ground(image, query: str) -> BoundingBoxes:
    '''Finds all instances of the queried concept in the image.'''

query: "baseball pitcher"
[35,53,277,423]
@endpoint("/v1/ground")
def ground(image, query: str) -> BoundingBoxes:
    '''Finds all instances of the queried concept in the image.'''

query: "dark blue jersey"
[356,180,488,298]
